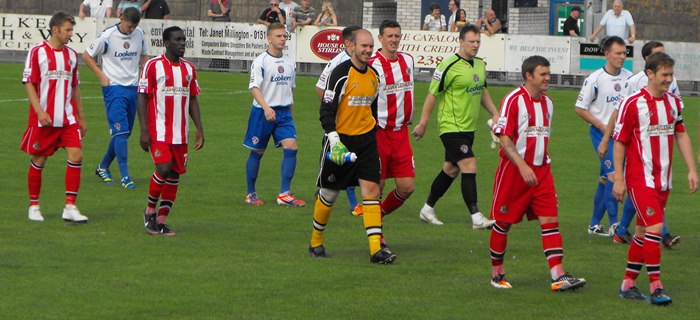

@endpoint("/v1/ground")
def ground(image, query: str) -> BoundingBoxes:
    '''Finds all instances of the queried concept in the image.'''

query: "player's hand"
[519,165,538,186]
[612,180,626,202]
[263,106,276,122]
[37,110,52,127]
[326,131,348,165]
[139,130,151,152]
[99,74,110,87]
[194,130,205,150]
[78,119,87,138]
[412,123,426,140]
[487,119,500,149]
[597,138,609,159]
[688,171,698,193]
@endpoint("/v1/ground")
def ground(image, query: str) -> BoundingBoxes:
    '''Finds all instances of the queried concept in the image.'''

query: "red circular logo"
[123,41,130,49]
[309,29,345,61]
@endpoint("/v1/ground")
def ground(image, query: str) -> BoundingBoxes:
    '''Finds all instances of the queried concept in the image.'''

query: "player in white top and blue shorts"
[83,7,147,189]
[243,23,304,207]
[575,36,632,237]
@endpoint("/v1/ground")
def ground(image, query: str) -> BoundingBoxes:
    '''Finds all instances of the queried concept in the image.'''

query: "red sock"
[541,222,564,271]
[148,172,165,210]
[157,178,179,220]
[28,160,43,206]
[643,232,662,285]
[65,160,81,205]
[490,221,510,275]
[380,189,408,216]
[623,236,644,288]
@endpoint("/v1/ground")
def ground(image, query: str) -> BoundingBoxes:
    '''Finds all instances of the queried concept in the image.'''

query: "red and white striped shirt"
[138,54,200,144]
[613,88,685,191]
[22,41,79,127]
[369,50,414,130]
[494,86,553,166]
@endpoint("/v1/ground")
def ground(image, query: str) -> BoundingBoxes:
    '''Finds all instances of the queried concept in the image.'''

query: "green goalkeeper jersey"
[428,54,487,134]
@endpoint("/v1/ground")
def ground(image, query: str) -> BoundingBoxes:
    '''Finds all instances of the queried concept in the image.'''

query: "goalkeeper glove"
[327,131,350,165]
[487,119,500,149]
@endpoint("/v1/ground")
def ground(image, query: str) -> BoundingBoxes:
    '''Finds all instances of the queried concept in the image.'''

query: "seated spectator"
[423,3,446,32]
[142,0,170,20]
[450,8,469,32]
[79,0,113,19]
[258,0,287,26]
[118,0,141,17]
[476,8,501,35]
[208,0,232,22]
[293,0,316,28]
[314,1,337,26]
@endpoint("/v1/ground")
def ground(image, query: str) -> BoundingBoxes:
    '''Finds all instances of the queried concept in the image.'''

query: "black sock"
[426,170,456,207]
[461,173,479,214]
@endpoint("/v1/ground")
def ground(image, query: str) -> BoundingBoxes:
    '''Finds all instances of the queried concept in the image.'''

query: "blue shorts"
[102,85,137,137]
[589,126,614,179]
[243,106,297,150]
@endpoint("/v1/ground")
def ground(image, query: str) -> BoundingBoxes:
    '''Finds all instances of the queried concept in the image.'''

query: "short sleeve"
[22,47,40,84]
[138,60,155,94]
[72,62,80,88]
[424,15,430,24]
[613,99,636,143]
[441,15,447,28]
[85,31,107,57]
[316,60,335,89]
[248,60,263,90]
[625,11,634,25]
[494,95,518,139]
[599,11,610,25]
[428,62,450,96]
[575,76,596,109]
[189,65,200,97]
[259,9,269,21]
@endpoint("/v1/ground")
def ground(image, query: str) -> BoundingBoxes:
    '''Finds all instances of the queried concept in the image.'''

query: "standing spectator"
[563,6,582,36]
[476,8,502,35]
[314,1,337,27]
[447,0,460,29]
[243,23,304,207]
[83,7,148,189]
[450,9,469,32]
[278,0,298,31]
[411,25,499,228]
[292,0,316,28]
[208,0,232,22]
[589,0,635,44]
[612,52,697,305]
[258,0,286,26]
[138,26,205,236]
[488,55,586,292]
[79,0,113,19]
[118,0,142,17]
[142,0,170,20]
[22,11,88,223]
[423,3,446,32]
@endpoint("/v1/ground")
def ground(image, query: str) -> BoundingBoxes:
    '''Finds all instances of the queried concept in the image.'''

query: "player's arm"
[24,83,51,126]
[481,88,499,124]
[499,134,537,186]
[597,109,619,159]
[250,87,275,122]
[136,93,150,151]
[611,140,627,201]
[82,51,110,86]
[189,96,205,150]
[411,92,436,140]
[574,107,606,131]
[72,87,87,137]
[676,131,698,193]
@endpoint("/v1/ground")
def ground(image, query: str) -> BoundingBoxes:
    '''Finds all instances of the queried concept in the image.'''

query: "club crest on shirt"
[646,207,654,216]
[473,74,480,82]
[123,41,130,49]
[33,142,40,150]
[499,205,508,213]
[604,160,612,169]
[327,174,336,182]
[251,136,259,145]
[278,65,284,73]
[406,67,411,75]
[114,123,121,131]
[186,74,193,82]
[460,144,469,154]
[614,83,621,92]
[154,149,161,157]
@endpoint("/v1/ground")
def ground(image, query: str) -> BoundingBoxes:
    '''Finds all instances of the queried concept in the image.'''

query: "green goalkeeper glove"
[327,131,349,165]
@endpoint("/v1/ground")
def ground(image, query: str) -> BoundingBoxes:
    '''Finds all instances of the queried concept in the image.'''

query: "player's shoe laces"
[491,274,513,289]
[618,286,649,302]
[277,192,305,207]
[613,231,632,244]
[95,167,115,185]
[308,245,327,258]
[62,205,88,223]
[157,223,176,236]
[662,233,680,249]
[370,247,397,264]
[587,224,608,237]
[28,205,44,222]
[650,288,672,306]
[551,273,586,292]
[350,204,363,217]
[245,192,264,205]
[144,211,158,235]
[419,205,443,225]
[472,212,496,229]
[121,176,135,189]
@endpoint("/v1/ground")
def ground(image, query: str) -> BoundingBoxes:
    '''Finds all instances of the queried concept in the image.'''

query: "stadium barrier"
[1,13,698,92]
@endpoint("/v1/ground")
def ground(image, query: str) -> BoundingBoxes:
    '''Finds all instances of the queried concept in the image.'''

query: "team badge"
[460,144,469,154]
[499,205,508,214]
[114,123,121,131]
[32,142,40,150]
[186,74,193,82]
[671,109,677,116]
[123,41,130,49]
[371,79,376,88]
[614,83,621,92]
[327,174,336,182]
[154,149,161,157]
[473,74,480,82]
[604,160,612,169]
[406,67,411,75]
[251,136,259,145]
[646,207,654,216]
[278,65,285,73]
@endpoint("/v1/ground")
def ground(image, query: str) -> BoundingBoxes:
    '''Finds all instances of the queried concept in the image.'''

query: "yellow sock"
[310,195,333,247]
[362,198,382,254]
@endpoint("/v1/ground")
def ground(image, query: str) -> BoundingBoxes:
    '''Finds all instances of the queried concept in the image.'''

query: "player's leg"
[661,217,680,249]
[346,187,360,216]
[380,128,415,217]
[63,145,88,223]
[420,161,457,225]
[490,220,512,288]
[21,126,50,221]
[309,188,338,258]
[382,177,414,216]
[243,107,272,205]
[489,160,523,289]
[614,197,635,243]
[360,179,395,264]
[604,173,619,229]
[97,86,117,184]
[277,138,304,207]
[113,86,138,188]
[588,127,609,236]
[27,155,47,221]
[456,156,494,229]
[144,141,173,234]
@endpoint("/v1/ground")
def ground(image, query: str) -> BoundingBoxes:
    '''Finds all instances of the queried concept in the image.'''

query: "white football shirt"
[83,0,113,19]
[623,71,680,100]
[576,67,633,124]
[86,24,147,86]
[249,51,296,108]
[316,50,350,90]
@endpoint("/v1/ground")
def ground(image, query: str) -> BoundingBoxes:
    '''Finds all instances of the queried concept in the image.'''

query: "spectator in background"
[447,0,460,29]
[118,0,142,17]
[314,1,337,27]
[208,0,232,22]
[589,0,635,44]
[293,0,316,28]
[450,9,468,32]
[279,0,298,30]
[79,0,113,19]
[142,0,170,20]
[563,6,582,36]
[423,3,446,32]
[258,0,286,26]
[476,8,501,35]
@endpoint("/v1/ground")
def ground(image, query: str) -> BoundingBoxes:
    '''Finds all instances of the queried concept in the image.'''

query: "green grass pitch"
[1,61,699,319]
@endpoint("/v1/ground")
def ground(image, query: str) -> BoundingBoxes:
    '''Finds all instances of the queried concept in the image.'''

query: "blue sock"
[617,197,636,235]
[346,187,358,208]
[246,151,263,194]
[662,216,669,236]
[99,138,116,170]
[114,134,130,179]
[280,149,297,194]
[590,182,606,226]
[604,181,618,225]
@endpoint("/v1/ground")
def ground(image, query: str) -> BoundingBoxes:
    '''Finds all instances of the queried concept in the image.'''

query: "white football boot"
[62,205,88,223]
[472,212,496,229]
[28,205,44,222]
[419,204,444,225]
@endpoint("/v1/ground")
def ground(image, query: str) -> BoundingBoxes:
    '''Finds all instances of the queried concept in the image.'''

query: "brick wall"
[507,3,548,35]
[396,0,421,30]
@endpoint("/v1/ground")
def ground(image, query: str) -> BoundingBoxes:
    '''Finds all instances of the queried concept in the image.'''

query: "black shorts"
[440,132,475,164]
[316,130,381,190]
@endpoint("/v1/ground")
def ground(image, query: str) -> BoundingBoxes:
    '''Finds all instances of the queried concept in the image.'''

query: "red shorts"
[490,159,557,224]
[628,186,669,227]
[150,141,188,174]
[20,125,82,156]
[377,126,415,179]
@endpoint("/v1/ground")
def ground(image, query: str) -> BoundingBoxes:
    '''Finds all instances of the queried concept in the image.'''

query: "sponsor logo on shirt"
[46,70,72,80]
[384,81,414,95]
[466,84,485,95]
[138,78,148,92]
[524,126,551,137]
[432,69,443,81]
[114,51,138,58]
[646,124,675,137]
[162,86,190,95]
[323,90,335,103]
[605,95,621,103]
[347,95,374,106]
